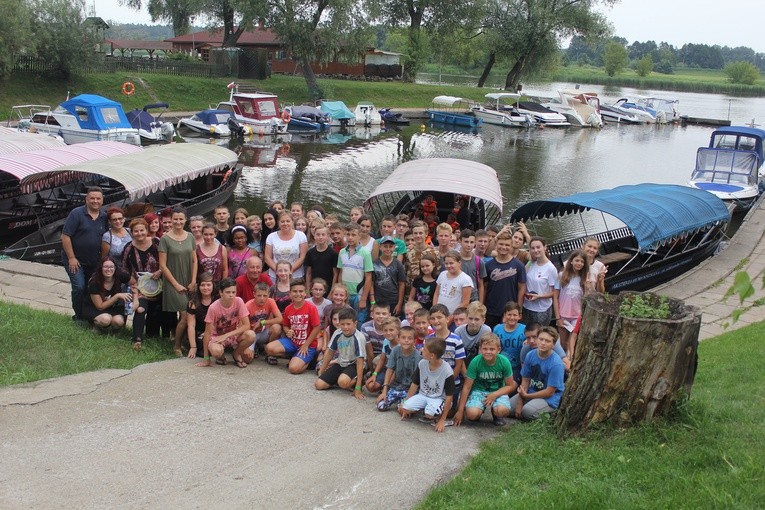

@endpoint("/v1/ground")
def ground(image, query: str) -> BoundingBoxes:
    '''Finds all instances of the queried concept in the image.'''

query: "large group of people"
[61,189,608,431]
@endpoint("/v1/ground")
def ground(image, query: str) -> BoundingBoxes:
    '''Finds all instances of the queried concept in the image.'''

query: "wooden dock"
[679,115,732,127]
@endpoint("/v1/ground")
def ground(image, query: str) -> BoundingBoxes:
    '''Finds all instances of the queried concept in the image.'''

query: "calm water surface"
[224,90,763,238]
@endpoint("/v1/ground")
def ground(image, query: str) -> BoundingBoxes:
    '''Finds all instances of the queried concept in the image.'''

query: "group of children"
[126,197,609,432]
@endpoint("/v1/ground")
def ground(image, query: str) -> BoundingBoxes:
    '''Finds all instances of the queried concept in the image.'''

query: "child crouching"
[315,307,366,400]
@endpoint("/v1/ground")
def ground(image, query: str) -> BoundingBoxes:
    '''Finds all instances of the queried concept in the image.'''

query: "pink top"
[558,275,584,319]
[205,297,248,336]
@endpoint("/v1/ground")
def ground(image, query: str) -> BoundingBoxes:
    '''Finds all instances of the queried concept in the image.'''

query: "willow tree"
[121,0,203,36]
[266,0,370,99]
[477,0,614,89]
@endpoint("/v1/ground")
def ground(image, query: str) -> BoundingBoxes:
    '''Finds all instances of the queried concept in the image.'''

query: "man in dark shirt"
[61,187,108,321]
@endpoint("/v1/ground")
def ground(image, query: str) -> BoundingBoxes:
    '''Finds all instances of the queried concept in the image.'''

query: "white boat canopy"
[0,141,142,192]
[485,93,521,101]
[365,158,503,214]
[0,126,66,155]
[20,144,239,200]
[431,96,473,106]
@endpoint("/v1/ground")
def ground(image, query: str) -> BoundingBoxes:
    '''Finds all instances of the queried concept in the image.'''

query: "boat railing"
[547,226,633,257]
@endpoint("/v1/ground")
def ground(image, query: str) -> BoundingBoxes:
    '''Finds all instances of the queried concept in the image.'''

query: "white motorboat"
[355,102,382,126]
[555,90,603,127]
[177,109,253,138]
[639,97,680,123]
[125,102,175,144]
[599,103,643,124]
[13,95,142,145]
[514,94,570,126]
[471,93,535,128]
[611,97,662,123]
[319,100,356,128]
[688,126,765,212]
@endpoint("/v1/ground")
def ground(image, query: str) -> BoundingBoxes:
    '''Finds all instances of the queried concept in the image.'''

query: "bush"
[635,55,653,77]
[655,59,674,74]
[725,61,760,85]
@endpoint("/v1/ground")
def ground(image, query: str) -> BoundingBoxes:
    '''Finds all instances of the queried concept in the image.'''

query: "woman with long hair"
[264,210,308,280]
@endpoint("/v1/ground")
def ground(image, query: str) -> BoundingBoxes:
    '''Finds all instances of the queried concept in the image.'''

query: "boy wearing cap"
[372,236,407,316]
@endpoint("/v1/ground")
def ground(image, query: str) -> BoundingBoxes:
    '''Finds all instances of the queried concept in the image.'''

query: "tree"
[266,0,370,99]
[29,0,99,79]
[725,61,760,85]
[0,0,31,78]
[628,40,657,61]
[602,40,627,76]
[634,54,652,77]
[121,0,204,36]
[477,0,613,90]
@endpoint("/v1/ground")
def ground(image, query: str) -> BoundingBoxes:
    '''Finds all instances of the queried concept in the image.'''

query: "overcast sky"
[94,0,765,53]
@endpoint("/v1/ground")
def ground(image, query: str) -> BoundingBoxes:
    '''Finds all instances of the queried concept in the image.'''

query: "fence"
[11,55,229,79]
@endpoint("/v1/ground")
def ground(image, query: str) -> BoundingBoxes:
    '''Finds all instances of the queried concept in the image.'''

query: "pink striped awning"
[0,126,66,155]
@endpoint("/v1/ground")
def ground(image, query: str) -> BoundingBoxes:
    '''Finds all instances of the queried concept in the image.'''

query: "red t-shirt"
[245,297,280,330]
[282,301,321,348]
[236,273,274,302]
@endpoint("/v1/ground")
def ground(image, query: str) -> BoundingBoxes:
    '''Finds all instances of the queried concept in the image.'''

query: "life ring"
[122,81,135,96]
[280,143,291,156]
[281,110,291,123]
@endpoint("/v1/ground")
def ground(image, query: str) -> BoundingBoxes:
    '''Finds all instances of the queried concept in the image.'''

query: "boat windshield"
[692,148,758,185]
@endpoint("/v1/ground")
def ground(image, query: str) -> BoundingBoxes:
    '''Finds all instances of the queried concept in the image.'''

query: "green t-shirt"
[466,354,513,393]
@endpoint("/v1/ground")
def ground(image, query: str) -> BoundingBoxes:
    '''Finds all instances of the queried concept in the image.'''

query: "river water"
[226,87,765,241]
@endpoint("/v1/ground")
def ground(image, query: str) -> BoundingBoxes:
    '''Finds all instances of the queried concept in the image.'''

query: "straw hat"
[136,273,163,298]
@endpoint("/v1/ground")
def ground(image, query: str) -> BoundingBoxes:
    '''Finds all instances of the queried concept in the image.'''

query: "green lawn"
[419,321,765,509]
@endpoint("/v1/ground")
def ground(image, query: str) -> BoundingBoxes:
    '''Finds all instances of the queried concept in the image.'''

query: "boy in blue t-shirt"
[509,326,565,420]
[493,301,526,384]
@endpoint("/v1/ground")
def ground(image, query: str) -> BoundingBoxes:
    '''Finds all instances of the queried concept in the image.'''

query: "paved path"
[1,196,764,508]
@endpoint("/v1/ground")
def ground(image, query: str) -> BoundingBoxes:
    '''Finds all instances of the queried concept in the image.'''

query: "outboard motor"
[227,117,245,138]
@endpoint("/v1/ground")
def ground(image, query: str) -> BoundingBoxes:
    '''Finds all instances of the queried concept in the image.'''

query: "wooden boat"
[426,96,483,128]
[688,126,765,212]
[509,183,731,293]
[363,158,502,230]
[3,144,240,264]
[0,141,143,242]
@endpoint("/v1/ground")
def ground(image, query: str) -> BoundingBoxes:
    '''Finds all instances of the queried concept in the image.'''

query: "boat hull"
[426,110,482,127]
[471,107,533,128]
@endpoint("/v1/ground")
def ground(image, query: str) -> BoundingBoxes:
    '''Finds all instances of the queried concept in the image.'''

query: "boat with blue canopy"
[125,103,175,144]
[319,101,356,128]
[510,183,732,292]
[18,94,142,146]
[687,126,765,212]
[426,96,483,128]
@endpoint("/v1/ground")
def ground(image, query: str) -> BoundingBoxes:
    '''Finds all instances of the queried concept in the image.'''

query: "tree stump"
[555,292,701,437]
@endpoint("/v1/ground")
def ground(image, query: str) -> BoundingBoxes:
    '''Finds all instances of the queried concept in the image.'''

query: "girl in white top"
[582,237,607,293]
[264,211,308,280]
[356,215,380,260]
[523,236,558,326]
[433,250,473,315]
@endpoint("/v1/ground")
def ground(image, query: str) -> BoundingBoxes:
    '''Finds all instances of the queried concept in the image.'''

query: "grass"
[0,300,175,386]
[0,72,489,116]
[418,321,765,509]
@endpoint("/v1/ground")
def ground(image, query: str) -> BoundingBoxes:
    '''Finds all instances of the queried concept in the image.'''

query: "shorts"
[522,306,552,327]
[278,337,317,365]
[465,390,512,411]
[212,334,240,349]
[318,362,360,386]
[249,328,270,351]
[402,393,445,417]
[377,388,408,410]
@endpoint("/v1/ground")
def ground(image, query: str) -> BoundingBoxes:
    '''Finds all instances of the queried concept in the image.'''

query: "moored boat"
[0,126,66,154]
[319,101,356,128]
[285,105,331,133]
[13,95,142,146]
[379,108,410,125]
[599,103,643,124]
[215,84,289,135]
[355,102,382,126]
[0,141,143,242]
[177,109,252,138]
[548,90,603,128]
[125,103,175,144]
[3,144,240,264]
[426,96,483,128]
[363,158,502,230]
[688,126,765,212]
[509,183,731,293]
[471,93,535,128]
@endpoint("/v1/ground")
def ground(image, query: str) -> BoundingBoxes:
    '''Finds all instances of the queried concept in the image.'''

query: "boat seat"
[598,251,633,265]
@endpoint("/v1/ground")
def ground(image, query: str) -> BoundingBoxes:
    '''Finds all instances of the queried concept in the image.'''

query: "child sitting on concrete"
[376,326,422,411]
[399,337,455,433]
[315,307,366,400]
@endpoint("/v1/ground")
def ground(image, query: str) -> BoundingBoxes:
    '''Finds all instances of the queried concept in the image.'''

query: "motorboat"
[688,126,765,212]
[355,102,382,126]
[177,109,253,138]
[0,141,143,242]
[3,144,241,264]
[470,93,535,128]
[285,105,331,133]
[546,90,603,127]
[426,96,483,128]
[215,84,289,135]
[510,183,731,293]
[379,108,410,125]
[319,101,356,128]
[12,95,142,145]
[599,103,643,124]
[125,103,175,144]
[513,95,570,127]
[363,158,502,229]
[610,96,679,124]
[0,125,66,154]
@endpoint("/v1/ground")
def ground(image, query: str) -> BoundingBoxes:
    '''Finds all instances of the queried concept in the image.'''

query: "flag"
[227,82,236,90]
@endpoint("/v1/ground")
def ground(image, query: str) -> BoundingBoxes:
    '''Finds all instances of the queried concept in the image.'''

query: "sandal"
[266,356,278,366]
[215,356,227,366]
[233,356,248,369]
[173,348,183,357]
[132,340,142,352]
